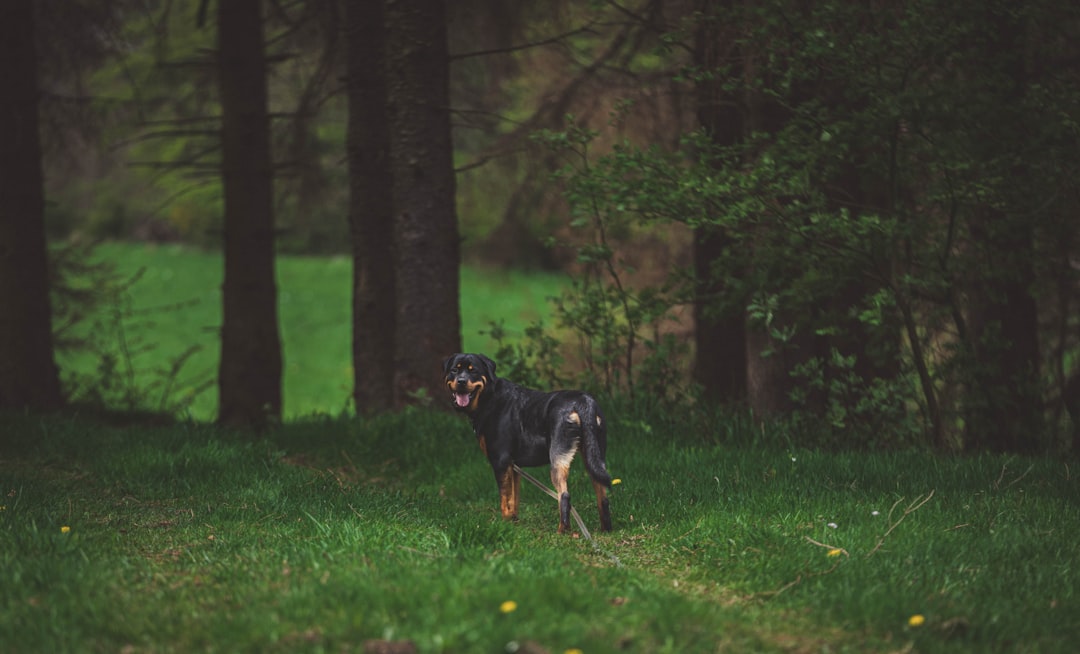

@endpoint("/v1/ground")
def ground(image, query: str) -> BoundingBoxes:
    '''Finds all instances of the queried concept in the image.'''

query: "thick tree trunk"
[691,0,747,404]
[0,0,62,411]
[345,0,396,413]
[964,207,1041,453]
[216,0,283,428]
[961,6,1042,454]
[740,14,797,418]
[385,0,462,408]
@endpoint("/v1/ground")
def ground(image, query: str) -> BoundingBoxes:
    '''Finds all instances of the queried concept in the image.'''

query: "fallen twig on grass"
[804,536,849,557]
[993,461,1034,490]
[866,490,935,558]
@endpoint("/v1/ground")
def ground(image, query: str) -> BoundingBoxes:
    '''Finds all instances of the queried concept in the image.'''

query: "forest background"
[3,0,1080,454]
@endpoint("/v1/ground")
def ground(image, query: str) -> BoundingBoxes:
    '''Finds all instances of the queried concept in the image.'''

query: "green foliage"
[507,1,1080,452]
[2,410,1079,652]
[525,120,691,400]
[482,319,565,390]
[788,349,923,449]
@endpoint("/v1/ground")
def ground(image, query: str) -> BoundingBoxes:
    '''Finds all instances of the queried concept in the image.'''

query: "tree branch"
[866,490,935,558]
[449,23,598,61]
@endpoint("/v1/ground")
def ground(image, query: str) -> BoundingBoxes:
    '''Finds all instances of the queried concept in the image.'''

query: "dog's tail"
[580,398,612,488]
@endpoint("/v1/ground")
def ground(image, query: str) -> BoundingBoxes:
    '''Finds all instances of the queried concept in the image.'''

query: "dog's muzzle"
[451,377,481,409]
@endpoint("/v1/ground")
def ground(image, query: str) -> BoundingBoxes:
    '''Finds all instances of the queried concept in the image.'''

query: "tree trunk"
[964,207,1041,453]
[345,0,396,413]
[691,0,747,404]
[216,0,283,429]
[739,8,799,418]
[0,0,63,411]
[385,0,462,408]
[961,6,1041,454]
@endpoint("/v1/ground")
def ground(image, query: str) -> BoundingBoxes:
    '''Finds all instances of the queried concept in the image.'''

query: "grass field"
[2,407,1078,653]
[19,242,1079,652]
[57,243,566,421]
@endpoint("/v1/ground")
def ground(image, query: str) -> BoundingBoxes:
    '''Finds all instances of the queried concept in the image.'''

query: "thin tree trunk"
[216,0,283,428]
[0,0,62,411]
[385,0,462,408]
[345,0,396,413]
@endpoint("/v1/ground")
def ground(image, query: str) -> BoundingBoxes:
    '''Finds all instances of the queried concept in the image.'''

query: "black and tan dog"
[443,353,612,534]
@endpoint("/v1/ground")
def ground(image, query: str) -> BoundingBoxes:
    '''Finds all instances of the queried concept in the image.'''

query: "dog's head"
[443,353,496,413]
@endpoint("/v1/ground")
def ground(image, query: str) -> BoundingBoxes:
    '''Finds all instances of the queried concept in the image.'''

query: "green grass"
[2,407,1078,653]
[57,243,567,421]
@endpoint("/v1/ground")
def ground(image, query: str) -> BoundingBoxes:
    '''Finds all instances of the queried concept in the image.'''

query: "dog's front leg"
[496,464,519,521]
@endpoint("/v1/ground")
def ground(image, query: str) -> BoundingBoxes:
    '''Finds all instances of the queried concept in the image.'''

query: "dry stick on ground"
[804,536,850,558]
[758,490,936,599]
[993,461,1034,490]
[866,490,935,558]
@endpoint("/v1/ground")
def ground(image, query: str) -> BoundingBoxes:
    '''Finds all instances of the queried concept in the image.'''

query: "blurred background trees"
[3,0,1079,451]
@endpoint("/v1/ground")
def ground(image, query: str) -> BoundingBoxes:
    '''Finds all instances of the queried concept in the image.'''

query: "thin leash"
[513,464,623,568]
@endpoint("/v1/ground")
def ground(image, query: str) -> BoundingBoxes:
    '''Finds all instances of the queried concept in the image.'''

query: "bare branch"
[866,490,935,558]
[450,23,599,61]
[804,536,849,557]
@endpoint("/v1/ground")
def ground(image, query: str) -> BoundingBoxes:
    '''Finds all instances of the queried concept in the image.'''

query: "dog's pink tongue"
[455,393,471,407]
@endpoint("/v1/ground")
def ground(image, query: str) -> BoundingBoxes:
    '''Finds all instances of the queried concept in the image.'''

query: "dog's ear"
[478,354,497,379]
[443,354,461,374]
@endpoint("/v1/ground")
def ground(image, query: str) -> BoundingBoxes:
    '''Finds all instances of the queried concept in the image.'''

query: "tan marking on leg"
[550,446,576,534]
[550,442,578,478]
[549,460,571,497]
[509,466,520,519]
[498,467,518,520]
[477,435,488,457]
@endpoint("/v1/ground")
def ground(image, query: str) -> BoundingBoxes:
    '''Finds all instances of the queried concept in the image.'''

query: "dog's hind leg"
[579,403,613,531]
[592,479,612,532]
[550,446,576,534]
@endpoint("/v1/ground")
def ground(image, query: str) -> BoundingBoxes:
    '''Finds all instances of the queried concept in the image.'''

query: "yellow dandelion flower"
[499,600,518,614]
[611,479,622,485]
[60,526,71,534]
[565,649,584,654]
[827,548,842,557]
[908,614,925,627]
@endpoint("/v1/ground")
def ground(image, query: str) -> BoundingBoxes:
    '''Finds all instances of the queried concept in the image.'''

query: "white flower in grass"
[871,510,880,516]
[827,522,838,529]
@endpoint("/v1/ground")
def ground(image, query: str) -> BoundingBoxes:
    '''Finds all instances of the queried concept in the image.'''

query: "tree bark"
[216,0,283,429]
[345,0,396,413]
[964,207,1041,453]
[961,5,1042,454]
[691,0,747,404]
[0,0,63,411]
[385,0,462,408]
